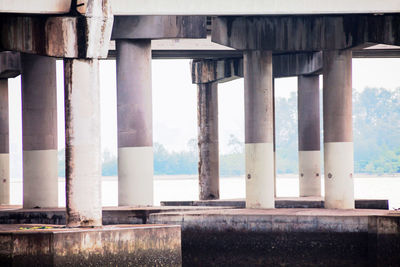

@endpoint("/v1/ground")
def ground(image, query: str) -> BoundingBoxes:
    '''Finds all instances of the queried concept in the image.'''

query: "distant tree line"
[58,87,400,176]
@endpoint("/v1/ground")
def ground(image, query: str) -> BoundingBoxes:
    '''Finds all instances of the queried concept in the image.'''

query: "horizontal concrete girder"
[0,1,113,58]
[0,52,20,79]
[212,14,400,52]
[112,16,206,39]
[2,0,400,15]
[191,52,322,84]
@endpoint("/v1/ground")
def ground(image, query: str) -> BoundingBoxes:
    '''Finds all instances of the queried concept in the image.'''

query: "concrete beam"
[0,52,20,79]
[112,16,206,39]
[109,0,400,16]
[191,58,243,84]
[0,1,113,58]
[2,0,400,15]
[0,0,71,14]
[212,14,400,52]
[191,52,322,84]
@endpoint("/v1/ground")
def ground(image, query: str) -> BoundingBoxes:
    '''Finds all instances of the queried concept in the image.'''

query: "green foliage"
[57,87,400,176]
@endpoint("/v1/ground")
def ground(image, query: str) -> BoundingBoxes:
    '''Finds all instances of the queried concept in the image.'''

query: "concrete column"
[64,59,102,227]
[272,79,276,198]
[244,50,274,208]
[197,82,219,200]
[323,50,354,209]
[298,75,321,197]
[0,79,9,205]
[116,39,153,206]
[21,54,58,208]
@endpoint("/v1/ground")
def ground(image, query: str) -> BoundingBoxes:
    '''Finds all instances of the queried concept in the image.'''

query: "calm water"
[9,175,400,209]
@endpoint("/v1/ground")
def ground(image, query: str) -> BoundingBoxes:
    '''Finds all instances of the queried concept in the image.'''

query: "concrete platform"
[0,224,181,267]
[0,205,234,225]
[161,197,389,210]
[150,208,400,266]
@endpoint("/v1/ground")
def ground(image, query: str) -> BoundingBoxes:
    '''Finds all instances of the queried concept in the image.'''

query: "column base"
[23,149,58,208]
[0,153,9,205]
[118,146,153,206]
[324,142,354,209]
[245,143,274,208]
[299,150,321,197]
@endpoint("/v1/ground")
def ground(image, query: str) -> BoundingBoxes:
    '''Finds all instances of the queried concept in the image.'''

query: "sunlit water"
[9,175,400,210]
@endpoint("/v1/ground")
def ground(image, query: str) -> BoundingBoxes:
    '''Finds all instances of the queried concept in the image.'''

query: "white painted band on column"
[324,142,354,209]
[299,150,321,197]
[118,146,153,206]
[23,149,58,208]
[0,153,9,204]
[245,143,274,208]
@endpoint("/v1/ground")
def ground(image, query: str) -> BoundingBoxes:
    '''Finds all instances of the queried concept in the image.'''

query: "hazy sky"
[7,58,400,161]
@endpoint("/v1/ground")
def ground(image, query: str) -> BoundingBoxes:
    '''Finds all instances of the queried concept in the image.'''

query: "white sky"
[7,58,400,160]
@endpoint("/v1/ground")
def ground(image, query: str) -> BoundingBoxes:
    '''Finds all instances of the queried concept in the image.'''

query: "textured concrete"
[0,0,113,58]
[0,52,20,79]
[244,50,274,208]
[64,59,102,227]
[116,39,153,206]
[197,83,219,200]
[191,52,322,84]
[323,50,354,209]
[161,198,389,210]
[298,75,321,197]
[212,14,400,51]
[0,206,234,225]
[112,15,206,39]
[150,208,399,266]
[0,224,181,267]
[21,54,58,209]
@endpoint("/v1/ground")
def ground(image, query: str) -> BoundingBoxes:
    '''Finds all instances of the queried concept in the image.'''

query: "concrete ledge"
[149,208,399,266]
[0,224,181,267]
[161,198,389,210]
[0,206,233,225]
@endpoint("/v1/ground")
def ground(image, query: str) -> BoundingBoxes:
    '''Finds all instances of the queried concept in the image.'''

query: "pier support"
[323,50,354,209]
[64,59,102,227]
[21,54,58,208]
[244,50,274,208]
[298,75,321,197]
[197,82,219,200]
[116,39,153,206]
[0,79,9,204]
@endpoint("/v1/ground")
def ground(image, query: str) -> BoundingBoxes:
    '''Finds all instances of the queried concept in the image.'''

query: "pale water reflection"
[9,175,400,209]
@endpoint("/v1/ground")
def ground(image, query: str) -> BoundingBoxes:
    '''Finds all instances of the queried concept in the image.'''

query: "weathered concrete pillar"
[0,79,9,205]
[244,50,274,208]
[116,39,153,206]
[197,82,219,200]
[21,54,58,208]
[64,59,102,227]
[298,75,321,197]
[323,50,354,209]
